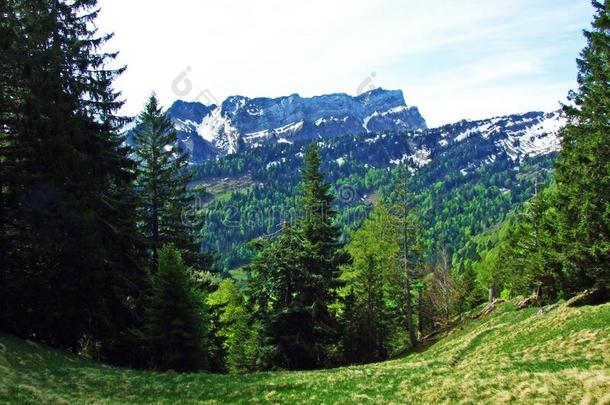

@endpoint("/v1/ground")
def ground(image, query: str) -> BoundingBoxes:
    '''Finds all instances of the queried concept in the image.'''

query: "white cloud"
[96,0,592,126]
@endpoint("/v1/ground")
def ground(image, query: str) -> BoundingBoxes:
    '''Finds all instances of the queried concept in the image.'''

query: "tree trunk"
[151,197,159,272]
[403,240,417,348]
[488,281,498,303]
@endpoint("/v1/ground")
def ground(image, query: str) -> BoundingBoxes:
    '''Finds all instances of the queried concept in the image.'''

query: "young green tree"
[554,0,610,294]
[133,94,201,272]
[339,202,403,362]
[141,244,208,372]
[207,279,259,373]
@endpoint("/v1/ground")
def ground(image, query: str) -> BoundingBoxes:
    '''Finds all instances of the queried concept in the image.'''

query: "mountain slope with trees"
[0,0,608,397]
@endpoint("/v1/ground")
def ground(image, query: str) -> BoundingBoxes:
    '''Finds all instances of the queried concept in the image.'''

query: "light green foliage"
[339,202,405,361]
[207,280,259,373]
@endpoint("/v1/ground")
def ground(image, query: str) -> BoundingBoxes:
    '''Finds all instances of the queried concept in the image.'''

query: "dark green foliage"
[248,225,319,369]
[133,94,203,272]
[0,0,146,363]
[196,129,553,270]
[462,2,610,303]
[140,245,208,372]
[297,144,350,361]
[554,0,610,292]
[501,189,566,299]
[246,144,347,370]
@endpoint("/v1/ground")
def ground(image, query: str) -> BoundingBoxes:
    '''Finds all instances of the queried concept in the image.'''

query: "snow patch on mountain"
[163,88,426,162]
[494,112,565,161]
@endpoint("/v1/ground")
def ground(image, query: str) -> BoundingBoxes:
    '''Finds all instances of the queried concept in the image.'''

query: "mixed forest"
[0,0,608,375]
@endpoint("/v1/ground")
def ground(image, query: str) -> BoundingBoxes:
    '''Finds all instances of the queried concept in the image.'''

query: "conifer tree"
[0,0,146,361]
[554,0,610,293]
[133,94,202,272]
[141,244,208,372]
[247,143,349,370]
[248,224,319,369]
[297,143,348,365]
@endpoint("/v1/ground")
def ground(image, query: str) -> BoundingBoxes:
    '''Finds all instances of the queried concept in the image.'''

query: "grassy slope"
[1,301,609,404]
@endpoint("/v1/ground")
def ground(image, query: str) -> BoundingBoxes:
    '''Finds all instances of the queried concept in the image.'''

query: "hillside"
[2,300,609,404]
[193,111,561,269]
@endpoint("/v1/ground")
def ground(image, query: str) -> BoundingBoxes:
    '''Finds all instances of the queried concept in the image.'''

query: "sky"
[96,0,594,127]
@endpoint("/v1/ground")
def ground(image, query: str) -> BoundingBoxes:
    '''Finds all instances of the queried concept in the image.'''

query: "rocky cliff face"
[164,88,427,162]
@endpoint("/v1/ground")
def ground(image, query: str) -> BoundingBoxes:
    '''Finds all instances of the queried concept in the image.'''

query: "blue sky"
[97,0,594,127]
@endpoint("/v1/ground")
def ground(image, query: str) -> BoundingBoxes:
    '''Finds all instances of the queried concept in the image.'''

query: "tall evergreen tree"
[554,0,610,293]
[0,0,146,362]
[247,144,348,369]
[132,94,201,272]
[297,143,348,366]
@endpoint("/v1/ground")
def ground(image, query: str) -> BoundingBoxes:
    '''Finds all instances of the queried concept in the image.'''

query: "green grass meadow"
[1,300,609,404]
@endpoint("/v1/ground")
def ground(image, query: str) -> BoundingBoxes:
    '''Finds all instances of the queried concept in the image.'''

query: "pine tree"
[0,0,146,362]
[133,94,201,272]
[499,189,565,300]
[554,0,610,293]
[141,244,208,372]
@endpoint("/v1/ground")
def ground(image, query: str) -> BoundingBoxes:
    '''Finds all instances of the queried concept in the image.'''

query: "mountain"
[165,88,427,162]
[192,109,564,269]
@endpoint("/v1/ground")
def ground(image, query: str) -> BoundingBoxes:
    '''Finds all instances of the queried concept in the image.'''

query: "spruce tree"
[249,143,349,370]
[141,244,208,372]
[0,0,146,362]
[248,224,319,369]
[554,0,610,294]
[133,94,201,272]
[297,143,348,365]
